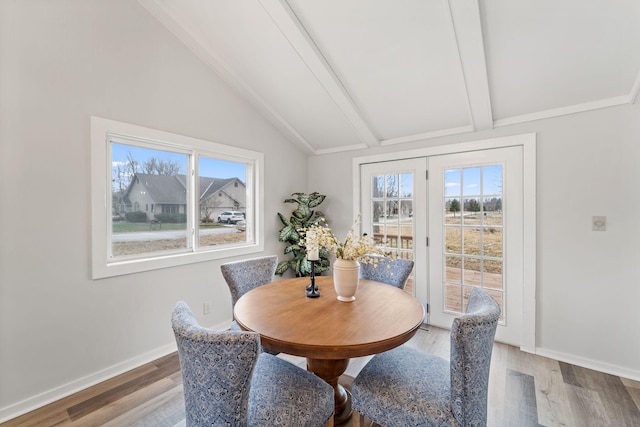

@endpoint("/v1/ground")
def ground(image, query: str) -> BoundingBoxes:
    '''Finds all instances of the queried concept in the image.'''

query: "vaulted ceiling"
[139,0,640,155]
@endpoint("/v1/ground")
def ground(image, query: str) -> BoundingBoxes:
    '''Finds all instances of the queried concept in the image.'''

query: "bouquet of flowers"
[299,216,385,263]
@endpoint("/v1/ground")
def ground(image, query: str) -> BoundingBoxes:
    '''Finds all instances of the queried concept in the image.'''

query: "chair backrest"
[360,255,414,289]
[221,255,278,309]
[449,287,501,427]
[172,301,260,426]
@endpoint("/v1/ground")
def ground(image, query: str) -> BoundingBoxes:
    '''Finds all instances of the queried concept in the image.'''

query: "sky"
[111,142,247,186]
[444,165,503,197]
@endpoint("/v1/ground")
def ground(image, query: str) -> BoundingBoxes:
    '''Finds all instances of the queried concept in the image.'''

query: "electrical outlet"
[203,302,211,315]
[592,216,606,231]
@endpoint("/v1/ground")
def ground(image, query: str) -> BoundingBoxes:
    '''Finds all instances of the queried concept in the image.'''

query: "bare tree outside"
[143,157,181,176]
[200,195,223,222]
[127,152,139,175]
[385,174,398,198]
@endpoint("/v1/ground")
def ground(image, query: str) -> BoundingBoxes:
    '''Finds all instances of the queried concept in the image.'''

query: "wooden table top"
[234,276,425,359]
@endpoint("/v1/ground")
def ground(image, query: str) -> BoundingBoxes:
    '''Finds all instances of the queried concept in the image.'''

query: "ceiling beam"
[139,0,317,154]
[258,0,380,147]
[447,0,493,131]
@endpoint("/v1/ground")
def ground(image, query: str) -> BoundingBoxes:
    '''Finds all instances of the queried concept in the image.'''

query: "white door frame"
[359,158,428,312]
[353,133,536,353]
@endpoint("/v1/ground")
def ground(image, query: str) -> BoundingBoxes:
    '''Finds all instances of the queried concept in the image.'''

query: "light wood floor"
[3,325,639,427]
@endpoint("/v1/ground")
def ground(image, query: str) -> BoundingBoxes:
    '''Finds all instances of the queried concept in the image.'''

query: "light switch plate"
[592,216,606,231]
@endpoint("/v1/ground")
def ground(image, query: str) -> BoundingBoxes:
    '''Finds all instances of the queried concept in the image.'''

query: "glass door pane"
[443,164,504,320]
[361,159,427,304]
[370,173,413,259]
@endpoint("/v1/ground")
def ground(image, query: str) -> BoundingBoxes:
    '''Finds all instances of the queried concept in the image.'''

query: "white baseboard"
[535,347,640,382]
[0,318,231,424]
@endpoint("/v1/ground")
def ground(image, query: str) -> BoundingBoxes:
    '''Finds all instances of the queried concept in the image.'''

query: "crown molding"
[381,125,474,146]
[493,95,631,128]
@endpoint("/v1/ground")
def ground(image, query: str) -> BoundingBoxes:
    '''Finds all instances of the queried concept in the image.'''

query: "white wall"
[2,0,639,421]
[308,103,640,380]
[0,0,307,418]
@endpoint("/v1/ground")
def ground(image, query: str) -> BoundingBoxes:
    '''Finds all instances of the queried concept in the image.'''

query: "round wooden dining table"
[234,275,425,425]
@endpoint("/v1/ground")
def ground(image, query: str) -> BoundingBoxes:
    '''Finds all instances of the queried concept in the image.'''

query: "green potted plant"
[276,192,331,276]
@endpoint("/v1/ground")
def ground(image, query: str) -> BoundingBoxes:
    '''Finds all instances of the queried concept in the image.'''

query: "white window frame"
[91,116,264,279]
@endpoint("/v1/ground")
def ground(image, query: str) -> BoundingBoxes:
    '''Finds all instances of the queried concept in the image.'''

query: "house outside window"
[163,204,179,215]
[91,117,264,279]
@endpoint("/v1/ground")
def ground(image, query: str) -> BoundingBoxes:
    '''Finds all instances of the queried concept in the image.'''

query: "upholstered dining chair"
[359,255,414,290]
[351,287,500,427]
[221,255,278,331]
[172,301,334,427]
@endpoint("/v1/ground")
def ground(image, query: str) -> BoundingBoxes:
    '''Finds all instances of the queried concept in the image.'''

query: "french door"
[360,158,428,313]
[428,146,523,345]
[360,146,525,346]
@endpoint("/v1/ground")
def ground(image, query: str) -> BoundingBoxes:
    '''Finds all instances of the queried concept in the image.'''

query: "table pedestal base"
[307,358,351,425]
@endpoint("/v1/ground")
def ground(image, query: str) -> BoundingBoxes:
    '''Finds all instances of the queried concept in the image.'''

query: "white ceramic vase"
[333,259,361,302]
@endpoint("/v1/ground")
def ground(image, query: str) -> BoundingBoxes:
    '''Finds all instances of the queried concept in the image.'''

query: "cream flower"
[300,216,387,262]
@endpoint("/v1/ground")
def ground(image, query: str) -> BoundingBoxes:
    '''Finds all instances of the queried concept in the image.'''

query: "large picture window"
[91,117,263,279]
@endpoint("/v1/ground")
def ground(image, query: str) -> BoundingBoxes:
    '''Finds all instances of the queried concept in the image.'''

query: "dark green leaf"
[297,258,310,276]
[275,260,291,276]
[293,204,311,220]
[284,244,301,254]
[315,264,330,274]
[278,225,296,242]
[313,211,325,220]
[277,212,290,226]
[308,194,326,208]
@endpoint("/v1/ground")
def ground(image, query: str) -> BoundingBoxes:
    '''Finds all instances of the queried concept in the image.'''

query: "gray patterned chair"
[360,255,414,290]
[221,255,278,332]
[172,301,334,427]
[351,287,500,427]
